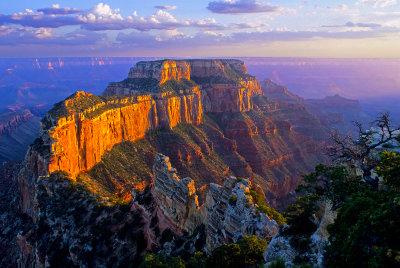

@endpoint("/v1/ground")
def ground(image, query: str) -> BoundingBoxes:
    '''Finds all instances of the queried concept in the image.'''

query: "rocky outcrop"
[264,200,337,267]
[204,176,279,251]
[104,59,262,113]
[20,59,260,191]
[152,153,279,252]
[152,154,202,233]
[18,90,202,218]
[129,60,190,84]
[188,59,247,78]
[42,90,203,179]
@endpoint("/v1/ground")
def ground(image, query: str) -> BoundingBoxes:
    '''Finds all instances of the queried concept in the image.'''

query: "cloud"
[355,0,397,8]
[328,4,350,13]
[207,0,283,14]
[0,25,105,46]
[37,4,82,15]
[0,7,82,28]
[322,21,382,29]
[0,3,266,32]
[345,21,381,28]
[113,25,399,51]
[154,5,177,10]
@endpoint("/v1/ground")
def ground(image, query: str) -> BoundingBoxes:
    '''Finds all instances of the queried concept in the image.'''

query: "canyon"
[9,59,329,267]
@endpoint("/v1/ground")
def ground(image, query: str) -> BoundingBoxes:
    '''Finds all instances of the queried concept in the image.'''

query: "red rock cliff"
[44,90,203,179]
[104,59,261,113]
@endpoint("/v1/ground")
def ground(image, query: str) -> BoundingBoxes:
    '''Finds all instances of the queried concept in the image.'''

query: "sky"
[0,0,399,57]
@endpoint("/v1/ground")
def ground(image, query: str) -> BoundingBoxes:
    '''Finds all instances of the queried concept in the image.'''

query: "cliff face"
[32,59,260,181]
[43,90,202,179]
[128,60,190,84]
[152,153,279,252]
[104,59,261,113]
[152,154,202,233]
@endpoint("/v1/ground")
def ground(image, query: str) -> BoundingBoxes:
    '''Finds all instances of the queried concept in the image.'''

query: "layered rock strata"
[42,90,202,178]
[18,59,262,217]
[128,60,190,84]
[104,59,261,113]
[152,153,279,252]
[152,154,202,233]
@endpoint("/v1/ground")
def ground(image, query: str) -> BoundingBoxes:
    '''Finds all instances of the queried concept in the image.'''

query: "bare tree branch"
[329,113,399,188]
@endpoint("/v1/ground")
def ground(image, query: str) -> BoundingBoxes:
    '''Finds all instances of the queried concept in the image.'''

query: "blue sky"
[0,0,399,57]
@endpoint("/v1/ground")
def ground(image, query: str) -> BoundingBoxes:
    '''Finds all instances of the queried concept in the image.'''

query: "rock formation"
[128,60,190,84]
[0,110,40,165]
[152,153,279,252]
[152,153,202,233]
[261,79,304,104]
[104,59,261,113]
[204,176,279,251]
[12,59,330,267]
[41,89,203,178]
[264,200,337,267]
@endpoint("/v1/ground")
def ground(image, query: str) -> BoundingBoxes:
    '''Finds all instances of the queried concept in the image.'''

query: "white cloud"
[0,3,266,32]
[355,0,397,8]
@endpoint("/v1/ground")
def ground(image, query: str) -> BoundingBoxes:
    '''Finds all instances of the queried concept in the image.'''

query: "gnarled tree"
[328,112,400,188]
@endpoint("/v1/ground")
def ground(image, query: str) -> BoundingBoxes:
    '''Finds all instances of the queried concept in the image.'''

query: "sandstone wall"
[128,60,190,84]
[106,59,262,113]
[46,91,203,178]
[152,154,202,233]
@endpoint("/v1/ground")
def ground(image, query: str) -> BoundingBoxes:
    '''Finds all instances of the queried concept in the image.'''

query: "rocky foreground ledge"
[142,153,279,252]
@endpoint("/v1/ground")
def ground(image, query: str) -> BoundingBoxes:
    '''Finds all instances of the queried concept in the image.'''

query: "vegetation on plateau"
[121,77,197,94]
[140,235,267,268]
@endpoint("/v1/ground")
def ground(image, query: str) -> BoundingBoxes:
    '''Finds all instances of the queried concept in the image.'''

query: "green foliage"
[325,188,400,267]
[283,194,319,237]
[65,92,104,113]
[237,235,268,266]
[299,164,361,207]
[47,100,69,120]
[120,77,197,95]
[207,235,268,268]
[207,243,241,268]
[377,151,400,190]
[186,252,207,268]
[228,194,238,206]
[141,253,185,268]
[267,258,286,268]
[160,79,198,93]
[249,190,286,226]
[35,173,146,268]
[288,152,400,267]
[121,77,159,90]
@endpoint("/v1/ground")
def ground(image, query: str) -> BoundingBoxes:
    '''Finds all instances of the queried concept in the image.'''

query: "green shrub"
[249,190,286,226]
[228,194,238,206]
[267,258,286,268]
